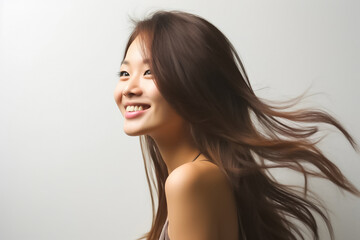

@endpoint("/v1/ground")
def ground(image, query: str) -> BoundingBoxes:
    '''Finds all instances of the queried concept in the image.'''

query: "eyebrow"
[121,59,150,65]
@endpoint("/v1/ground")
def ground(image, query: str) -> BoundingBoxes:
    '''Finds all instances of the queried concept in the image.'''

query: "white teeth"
[126,105,145,112]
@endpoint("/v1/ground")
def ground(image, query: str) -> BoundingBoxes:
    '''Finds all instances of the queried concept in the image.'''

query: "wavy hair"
[121,10,360,240]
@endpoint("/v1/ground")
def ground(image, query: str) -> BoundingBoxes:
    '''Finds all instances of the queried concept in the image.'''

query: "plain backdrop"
[1,0,359,239]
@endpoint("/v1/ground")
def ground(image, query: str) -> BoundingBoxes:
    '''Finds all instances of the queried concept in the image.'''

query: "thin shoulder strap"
[192,152,202,162]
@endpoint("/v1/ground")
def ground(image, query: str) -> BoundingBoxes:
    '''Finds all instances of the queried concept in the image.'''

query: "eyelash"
[117,71,129,77]
[117,70,151,77]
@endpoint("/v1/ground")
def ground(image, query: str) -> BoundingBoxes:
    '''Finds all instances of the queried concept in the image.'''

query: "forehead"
[122,36,151,65]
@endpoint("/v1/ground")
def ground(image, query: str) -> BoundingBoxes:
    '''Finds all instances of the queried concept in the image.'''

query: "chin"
[123,126,147,136]
[124,129,141,136]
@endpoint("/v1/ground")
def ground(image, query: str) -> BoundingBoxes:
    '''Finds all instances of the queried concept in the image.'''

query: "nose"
[123,74,143,97]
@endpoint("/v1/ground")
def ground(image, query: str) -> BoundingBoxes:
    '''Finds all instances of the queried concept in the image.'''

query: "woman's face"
[114,37,185,138]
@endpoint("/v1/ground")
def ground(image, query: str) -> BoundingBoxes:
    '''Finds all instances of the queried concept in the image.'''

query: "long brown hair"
[121,10,360,240]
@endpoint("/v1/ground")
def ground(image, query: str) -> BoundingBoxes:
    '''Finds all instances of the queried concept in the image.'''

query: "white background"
[1,0,359,239]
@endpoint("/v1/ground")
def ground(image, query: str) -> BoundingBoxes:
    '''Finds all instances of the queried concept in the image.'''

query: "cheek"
[150,87,177,118]
[148,85,168,109]
[114,83,124,110]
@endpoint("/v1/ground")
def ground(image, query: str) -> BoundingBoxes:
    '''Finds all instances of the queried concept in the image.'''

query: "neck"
[150,127,201,175]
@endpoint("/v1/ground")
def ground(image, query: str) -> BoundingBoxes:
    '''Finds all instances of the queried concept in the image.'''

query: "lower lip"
[124,109,149,119]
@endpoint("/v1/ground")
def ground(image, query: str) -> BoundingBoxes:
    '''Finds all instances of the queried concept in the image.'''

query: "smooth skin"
[165,161,239,240]
[114,37,239,240]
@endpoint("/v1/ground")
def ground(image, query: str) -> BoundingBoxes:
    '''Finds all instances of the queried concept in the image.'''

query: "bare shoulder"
[165,160,229,194]
[165,161,235,240]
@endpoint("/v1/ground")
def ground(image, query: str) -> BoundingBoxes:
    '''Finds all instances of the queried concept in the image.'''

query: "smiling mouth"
[125,104,151,112]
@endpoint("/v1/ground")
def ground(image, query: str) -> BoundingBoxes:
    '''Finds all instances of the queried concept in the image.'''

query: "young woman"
[113,10,360,240]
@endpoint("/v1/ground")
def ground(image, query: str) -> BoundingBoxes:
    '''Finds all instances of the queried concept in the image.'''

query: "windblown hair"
[122,10,360,240]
